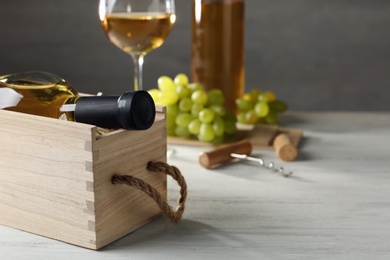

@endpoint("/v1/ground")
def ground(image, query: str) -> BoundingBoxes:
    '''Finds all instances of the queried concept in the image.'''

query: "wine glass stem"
[131,54,144,91]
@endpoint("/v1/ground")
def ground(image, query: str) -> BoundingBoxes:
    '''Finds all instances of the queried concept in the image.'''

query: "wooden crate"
[0,106,167,250]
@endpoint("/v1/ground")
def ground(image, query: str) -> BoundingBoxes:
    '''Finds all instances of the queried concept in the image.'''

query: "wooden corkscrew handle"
[199,140,253,169]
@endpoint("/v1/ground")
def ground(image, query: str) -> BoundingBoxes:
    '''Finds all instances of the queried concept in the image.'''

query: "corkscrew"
[198,140,293,177]
[229,153,293,177]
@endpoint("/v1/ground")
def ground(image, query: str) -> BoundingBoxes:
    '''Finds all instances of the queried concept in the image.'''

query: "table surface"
[1,112,390,259]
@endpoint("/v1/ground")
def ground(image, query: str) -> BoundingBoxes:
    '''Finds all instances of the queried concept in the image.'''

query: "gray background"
[1,0,389,111]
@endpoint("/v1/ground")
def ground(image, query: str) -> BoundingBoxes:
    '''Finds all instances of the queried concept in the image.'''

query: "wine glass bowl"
[99,0,176,91]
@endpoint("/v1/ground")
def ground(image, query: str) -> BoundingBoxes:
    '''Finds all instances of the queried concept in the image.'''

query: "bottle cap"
[74,91,155,130]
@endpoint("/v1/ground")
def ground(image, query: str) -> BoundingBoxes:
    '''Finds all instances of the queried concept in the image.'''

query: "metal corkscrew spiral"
[230,153,293,177]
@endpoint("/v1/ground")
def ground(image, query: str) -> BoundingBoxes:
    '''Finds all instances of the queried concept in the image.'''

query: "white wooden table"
[1,112,390,259]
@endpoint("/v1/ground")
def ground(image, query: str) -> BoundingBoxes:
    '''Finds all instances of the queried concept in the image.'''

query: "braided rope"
[111,161,187,223]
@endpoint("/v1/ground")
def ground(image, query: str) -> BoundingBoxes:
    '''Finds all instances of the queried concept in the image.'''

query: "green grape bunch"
[235,88,288,125]
[149,74,237,144]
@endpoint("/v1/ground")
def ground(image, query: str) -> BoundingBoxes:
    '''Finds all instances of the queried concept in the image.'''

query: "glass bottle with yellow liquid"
[191,0,245,113]
[0,71,155,130]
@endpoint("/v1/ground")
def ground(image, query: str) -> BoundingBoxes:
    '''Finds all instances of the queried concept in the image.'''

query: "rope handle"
[111,161,187,223]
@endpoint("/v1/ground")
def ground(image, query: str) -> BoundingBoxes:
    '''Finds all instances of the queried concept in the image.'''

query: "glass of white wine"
[99,0,176,91]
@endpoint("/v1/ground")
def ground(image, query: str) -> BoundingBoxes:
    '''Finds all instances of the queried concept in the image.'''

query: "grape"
[166,104,178,128]
[224,120,236,135]
[153,73,238,143]
[157,91,179,106]
[157,78,288,142]
[188,118,201,135]
[206,89,225,106]
[264,112,278,124]
[174,73,189,86]
[235,98,255,112]
[266,91,277,102]
[254,101,270,118]
[242,93,255,102]
[191,89,208,105]
[249,88,261,100]
[236,88,288,126]
[175,126,191,138]
[212,117,225,137]
[166,117,176,129]
[198,108,215,123]
[175,113,194,127]
[223,109,237,122]
[148,88,160,103]
[198,123,215,142]
[178,97,193,112]
[245,110,258,124]
[167,126,175,136]
[237,112,247,124]
[158,76,176,93]
[211,136,224,144]
[258,91,276,102]
[268,100,288,113]
[166,104,178,117]
[209,104,226,117]
[188,82,203,93]
[176,84,191,99]
[191,103,204,117]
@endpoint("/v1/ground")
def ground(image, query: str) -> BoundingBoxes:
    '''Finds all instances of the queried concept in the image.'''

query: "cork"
[273,133,298,161]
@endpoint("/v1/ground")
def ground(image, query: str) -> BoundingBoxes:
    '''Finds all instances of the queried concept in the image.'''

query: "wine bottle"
[0,71,155,130]
[191,0,245,113]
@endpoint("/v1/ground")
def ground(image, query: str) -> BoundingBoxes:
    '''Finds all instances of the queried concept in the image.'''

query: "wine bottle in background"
[0,71,155,130]
[191,0,245,113]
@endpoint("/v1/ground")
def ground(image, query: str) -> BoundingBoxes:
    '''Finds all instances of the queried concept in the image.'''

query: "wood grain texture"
[92,118,167,249]
[198,140,252,169]
[0,107,167,250]
[1,111,390,258]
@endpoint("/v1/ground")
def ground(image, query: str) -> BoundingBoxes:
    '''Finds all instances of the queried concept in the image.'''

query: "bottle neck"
[60,91,156,130]
[59,96,80,122]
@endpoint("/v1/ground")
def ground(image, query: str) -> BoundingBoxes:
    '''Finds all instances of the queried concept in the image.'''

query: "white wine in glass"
[99,0,176,90]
